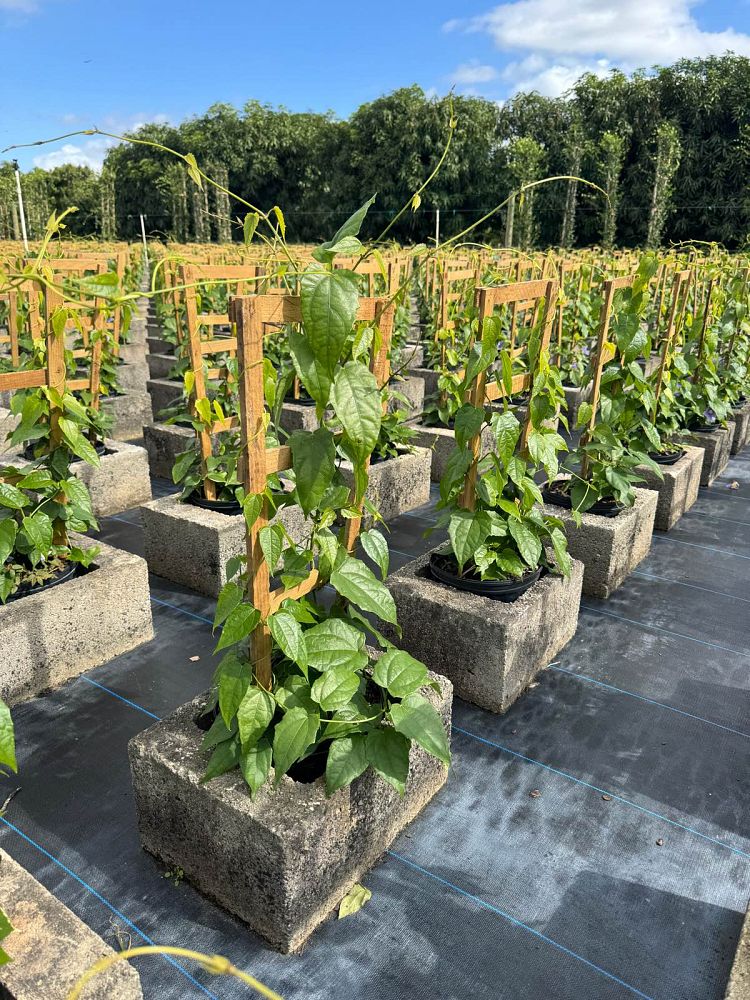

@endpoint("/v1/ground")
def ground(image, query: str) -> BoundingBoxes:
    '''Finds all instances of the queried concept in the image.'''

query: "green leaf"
[58,418,100,467]
[240,738,272,796]
[268,609,307,671]
[549,525,572,577]
[508,518,543,569]
[576,401,593,429]
[290,427,335,515]
[492,410,521,465]
[200,712,234,751]
[0,520,17,566]
[243,212,259,246]
[360,528,389,579]
[0,483,28,510]
[214,581,243,631]
[272,205,286,238]
[215,604,260,652]
[218,653,249,728]
[448,510,489,574]
[288,326,333,410]
[454,404,484,450]
[330,556,397,624]
[300,269,360,380]
[21,512,53,554]
[366,727,410,795]
[259,523,284,571]
[184,152,202,187]
[305,618,368,672]
[272,706,319,782]
[311,665,361,712]
[201,738,240,782]
[312,195,376,264]
[237,686,275,749]
[338,882,372,919]
[331,361,381,464]
[0,700,16,774]
[372,649,428,698]
[389,693,450,766]
[326,735,368,795]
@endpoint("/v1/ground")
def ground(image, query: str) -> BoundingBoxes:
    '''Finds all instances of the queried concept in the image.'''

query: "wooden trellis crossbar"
[459,277,558,511]
[230,292,394,689]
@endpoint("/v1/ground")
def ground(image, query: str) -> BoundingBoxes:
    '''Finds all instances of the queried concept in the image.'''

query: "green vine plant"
[0,698,17,965]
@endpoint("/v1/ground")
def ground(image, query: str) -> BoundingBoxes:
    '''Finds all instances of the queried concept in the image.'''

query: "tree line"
[3,54,750,250]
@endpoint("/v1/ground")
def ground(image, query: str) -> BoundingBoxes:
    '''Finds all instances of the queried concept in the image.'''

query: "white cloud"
[450,60,499,85]
[32,114,170,172]
[446,0,750,96]
[0,0,37,10]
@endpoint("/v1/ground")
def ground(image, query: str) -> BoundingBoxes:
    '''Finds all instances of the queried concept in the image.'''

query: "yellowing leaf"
[338,883,372,919]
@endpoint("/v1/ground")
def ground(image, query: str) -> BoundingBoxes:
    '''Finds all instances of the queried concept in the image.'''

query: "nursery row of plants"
[0,202,748,991]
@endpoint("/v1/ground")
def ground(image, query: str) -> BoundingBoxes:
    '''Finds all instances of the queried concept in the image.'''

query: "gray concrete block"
[0,408,19,452]
[562,384,591,427]
[143,422,194,479]
[340,447,431,524]
[147,378,183,419]
[278,402,320,435]
[0,850,143,1000]
[129,671,451,953]
[147,353,178,380]
[101,392,153,442]
[146,335,174,355]
[687,423,735,486]
[141,493,310,597]
[388,375,424,418]
[543,487,657,599]
[408,422,496,482]
[635,446,703,531]
[409,367,440,399]
[118,342,146,365]
[725,901,750,1000]
[2,441,152,517]
[115,360,149,394]
[0,534,153,705]
[730,401,750,454]
[387,548,583,713]
[398,342,424,370]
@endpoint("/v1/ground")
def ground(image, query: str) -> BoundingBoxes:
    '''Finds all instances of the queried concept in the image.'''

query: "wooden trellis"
[459,277,559,511]
[651,269,691,416]
[230,292,394,689]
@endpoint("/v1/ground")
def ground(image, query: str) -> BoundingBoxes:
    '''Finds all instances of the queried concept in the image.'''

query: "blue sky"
[2,0,750,170]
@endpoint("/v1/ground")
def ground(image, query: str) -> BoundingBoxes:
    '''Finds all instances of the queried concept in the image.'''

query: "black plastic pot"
[542,481,624,518]
[23,440,109,461]
[194,704,220,732]
[185,492,242,517]
[284,394,316,407]
[6,559,81,603]
[288,742,332,784]
[428,551,542,603]
[688,423,718,434]
[648,448,686,466]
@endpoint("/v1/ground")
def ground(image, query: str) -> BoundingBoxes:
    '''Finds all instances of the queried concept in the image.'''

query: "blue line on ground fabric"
[452,725,750,861]
[102,513,141,526]
[150,596,214,626]
[80,676,161,721]
[387,851,656,1000]
[549,665,750,740]
[580,604,750,658]
[0,818,219,999]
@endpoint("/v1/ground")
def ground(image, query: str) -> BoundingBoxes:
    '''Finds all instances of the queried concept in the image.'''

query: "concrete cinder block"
[278,401,321,435]
[388,375,424,418]
[0,407,19,450]
[147,353,178,380]
[141,493,310,597]
[129,672,451,954]
[340,447,431,524]
[142,422,193,479]
[146,378,183,420]
[408,367,441,400]
[562,384,591,427]
[687,423,735,486]
[398,342,424,370]
[635,446,703,531]
[114,360,149,394]
[101,392,153,442]
[408,422,496,482]
[0,850,143,1000]
[2,441,152,517]
[0,535,153,705]
[543,487,657,599]
[387,548,583,713]
[730,401,750,454]
[118,342,146,366]
[146,335,175,356]
[725,900,750,1000]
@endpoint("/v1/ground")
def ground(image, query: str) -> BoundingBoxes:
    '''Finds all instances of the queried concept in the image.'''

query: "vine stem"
[64,945,283,1000]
